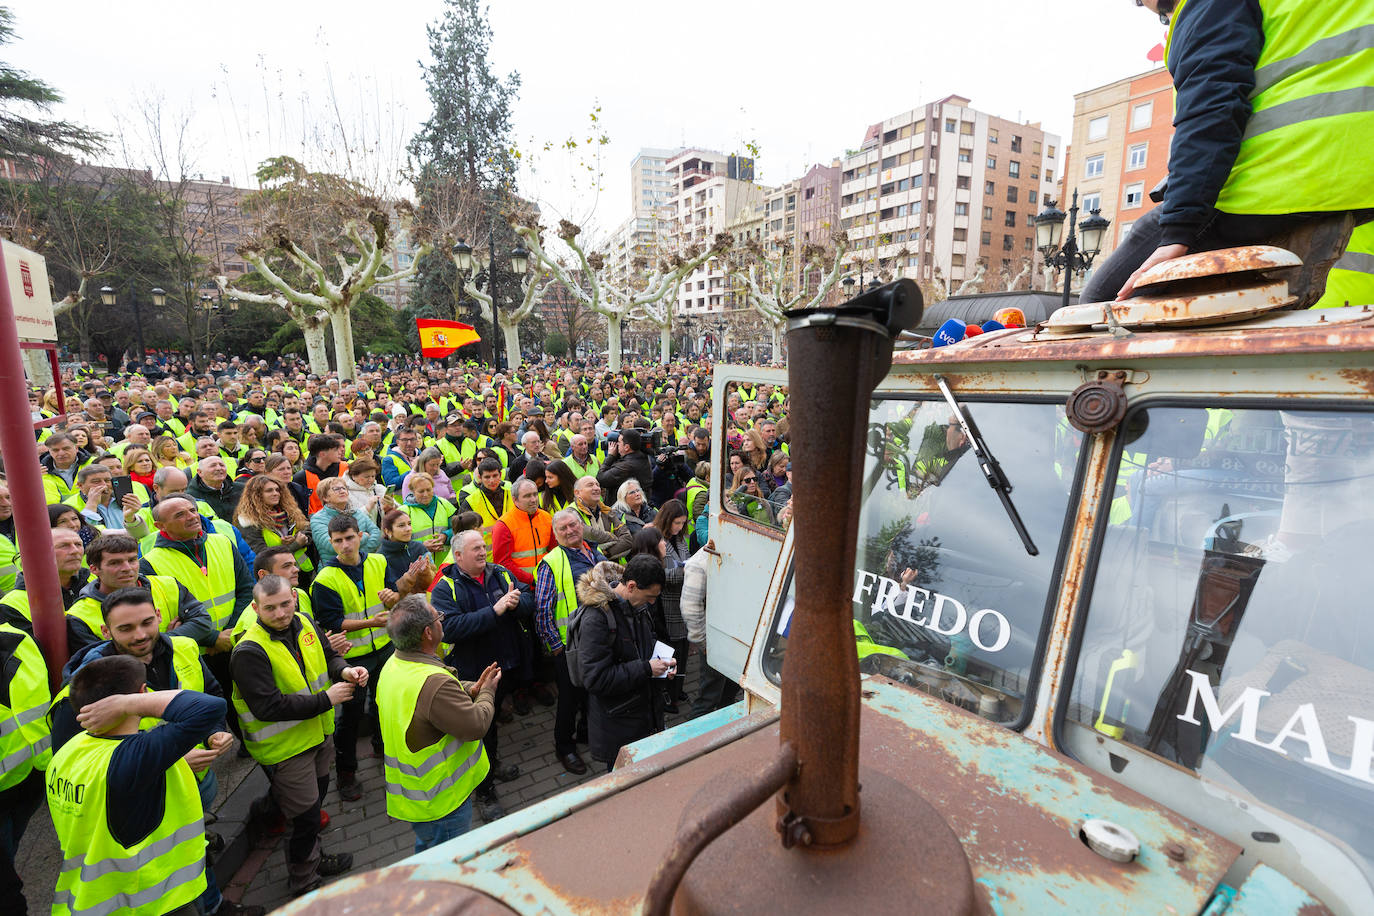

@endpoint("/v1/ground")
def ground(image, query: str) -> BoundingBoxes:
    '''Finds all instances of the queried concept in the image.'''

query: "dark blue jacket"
[432,561,534,682]
[1159,0,1264,246]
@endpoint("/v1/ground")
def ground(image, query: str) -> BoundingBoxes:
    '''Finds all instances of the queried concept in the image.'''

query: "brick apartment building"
[1067,67,1174,259]
[840,95,1062,292]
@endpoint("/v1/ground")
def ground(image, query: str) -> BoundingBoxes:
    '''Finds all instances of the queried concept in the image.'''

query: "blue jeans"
[411,797,473,854]
[196,769,223,914]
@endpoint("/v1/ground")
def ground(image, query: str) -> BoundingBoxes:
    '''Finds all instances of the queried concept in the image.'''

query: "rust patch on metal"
[891,320,1374,368]
[1337,367,1374,397]
[1133,245,1300,290]
[287,865,520,916]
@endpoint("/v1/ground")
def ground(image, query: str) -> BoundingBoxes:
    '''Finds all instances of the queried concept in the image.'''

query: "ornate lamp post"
[453,238,530,369]
[1035,190,1111,308]
[100,283,165,362]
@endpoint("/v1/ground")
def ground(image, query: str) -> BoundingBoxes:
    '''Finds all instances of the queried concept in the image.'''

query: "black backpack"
[564,603,616,689]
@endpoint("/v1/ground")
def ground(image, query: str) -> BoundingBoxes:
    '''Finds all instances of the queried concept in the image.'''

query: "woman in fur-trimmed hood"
[575,556,670,768]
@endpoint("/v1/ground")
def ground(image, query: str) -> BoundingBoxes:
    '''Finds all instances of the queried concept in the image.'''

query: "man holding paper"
[574,555,669,771]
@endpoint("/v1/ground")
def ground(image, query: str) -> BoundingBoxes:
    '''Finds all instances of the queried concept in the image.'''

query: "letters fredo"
[853,570,1012,654]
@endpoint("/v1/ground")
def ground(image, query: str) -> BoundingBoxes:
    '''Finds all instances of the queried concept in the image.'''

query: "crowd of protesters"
[0,350,791,912]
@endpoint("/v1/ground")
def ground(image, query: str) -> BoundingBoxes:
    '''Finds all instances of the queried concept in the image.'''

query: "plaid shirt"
[534,542,602,652]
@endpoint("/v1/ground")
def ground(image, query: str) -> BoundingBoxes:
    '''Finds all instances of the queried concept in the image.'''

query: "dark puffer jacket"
[577,562,663,764]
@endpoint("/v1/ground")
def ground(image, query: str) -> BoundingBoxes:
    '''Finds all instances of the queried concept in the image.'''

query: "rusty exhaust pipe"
[646,282,933,915]
[773,280,922,846]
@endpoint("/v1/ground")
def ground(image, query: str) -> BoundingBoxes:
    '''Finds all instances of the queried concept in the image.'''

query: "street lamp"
[452,240,474,273]
[100,283,165,362]
[1036,189,1110,308]
[451,237,529,369]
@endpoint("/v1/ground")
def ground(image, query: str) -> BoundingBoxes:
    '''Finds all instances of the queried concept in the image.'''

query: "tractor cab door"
[702,366,789,703]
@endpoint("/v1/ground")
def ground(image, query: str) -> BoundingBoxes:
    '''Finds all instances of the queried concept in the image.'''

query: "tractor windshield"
[763,397,1083,727]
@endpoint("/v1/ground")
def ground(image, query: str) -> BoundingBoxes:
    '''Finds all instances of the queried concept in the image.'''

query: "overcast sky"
[8,0,1166,242]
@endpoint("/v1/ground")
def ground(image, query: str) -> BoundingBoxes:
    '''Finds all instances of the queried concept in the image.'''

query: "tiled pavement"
[232,663,708,912]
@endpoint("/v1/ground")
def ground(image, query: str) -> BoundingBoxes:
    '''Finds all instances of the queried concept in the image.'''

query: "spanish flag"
[417,319,480,358]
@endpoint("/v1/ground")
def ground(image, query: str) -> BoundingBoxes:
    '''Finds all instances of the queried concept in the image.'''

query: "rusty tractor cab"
[285,240,1372,914]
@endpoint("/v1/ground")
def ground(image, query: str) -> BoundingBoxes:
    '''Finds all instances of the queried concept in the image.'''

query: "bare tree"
[218,160,430,380]
[516,218,728,370]
[120,100,243,371]
[731,230,849,358]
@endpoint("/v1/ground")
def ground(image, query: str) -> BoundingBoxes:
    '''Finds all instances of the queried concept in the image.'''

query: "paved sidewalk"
[232,665,707,912]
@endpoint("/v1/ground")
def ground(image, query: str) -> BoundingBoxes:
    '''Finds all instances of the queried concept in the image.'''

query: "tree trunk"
[771,323,784,363]
[500,320,522,372]
[606,315,623,373]
[660,325,672,365]
[329,304,357,381]
[23,349,54,388]
[300,320,330,376]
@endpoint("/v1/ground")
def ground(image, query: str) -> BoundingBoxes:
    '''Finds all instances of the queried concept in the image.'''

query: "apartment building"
[630,147,680,220]
[665,148,765,314]
[602,214,667,292]
[1068,68,1174,258]
[839,95,1062,291]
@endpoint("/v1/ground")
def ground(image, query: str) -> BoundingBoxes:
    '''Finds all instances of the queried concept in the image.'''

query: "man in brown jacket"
[378,595,500,850]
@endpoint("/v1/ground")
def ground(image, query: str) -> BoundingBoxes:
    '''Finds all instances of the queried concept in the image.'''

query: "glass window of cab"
[1064,406,1374,877]
[762,397,1084,727]
[720,381,789,530]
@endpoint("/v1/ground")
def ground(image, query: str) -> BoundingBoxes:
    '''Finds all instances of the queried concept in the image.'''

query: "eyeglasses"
[740,477,757,484]
[247,455,266,463]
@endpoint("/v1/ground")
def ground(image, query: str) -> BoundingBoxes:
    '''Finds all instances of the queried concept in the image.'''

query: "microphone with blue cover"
[932,319,966,347]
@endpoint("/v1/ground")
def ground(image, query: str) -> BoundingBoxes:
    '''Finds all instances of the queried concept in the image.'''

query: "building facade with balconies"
[665,148,765,315]
[839,95,1062,292]
[1068,68,1173,261]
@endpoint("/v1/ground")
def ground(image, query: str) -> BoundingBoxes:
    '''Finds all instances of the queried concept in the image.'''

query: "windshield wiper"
[934,374,1039,557]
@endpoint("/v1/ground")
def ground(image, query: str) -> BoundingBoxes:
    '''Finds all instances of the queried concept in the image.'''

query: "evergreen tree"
[407,0,519,191]
[407,0,521,366]
[0,7,102,165]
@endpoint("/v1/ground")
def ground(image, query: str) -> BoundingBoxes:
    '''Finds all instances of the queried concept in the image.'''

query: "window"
[1088,116,1109,141]
[882,155,898,170]
[988,128,999,144]
[1082,192,1102,213]
[1046,169,1054,182]
[1119,221,1134,240]
[983,206,994,220]
[1011,135,1023,153]
[1048,145,1056,159]
[959,151,972,163]
[1124,182,1144,208]
[951,254,965,267]
[1128,143,1148,171]
[912,174,924,189]
[946,119,956,132]
[985,180,996,194]
[1029,190,1038,204]
[953,228,967,241]
[955,203,970,215]
[960,121,975,136]
[762,399,1083,726]
[1007,186,1019,203]
[1062,404,1374,875]
[987,156,997,169]
[1024,237,1033,251]
[1005,210,1017,227]
[1008,161,1021,178]
[957,176,971,190]
[1085,155,1105,179]
[982,231,993,245]
[1131,101,1153,131]
[1003,234,1014,251]
[1032,141,1042,156]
